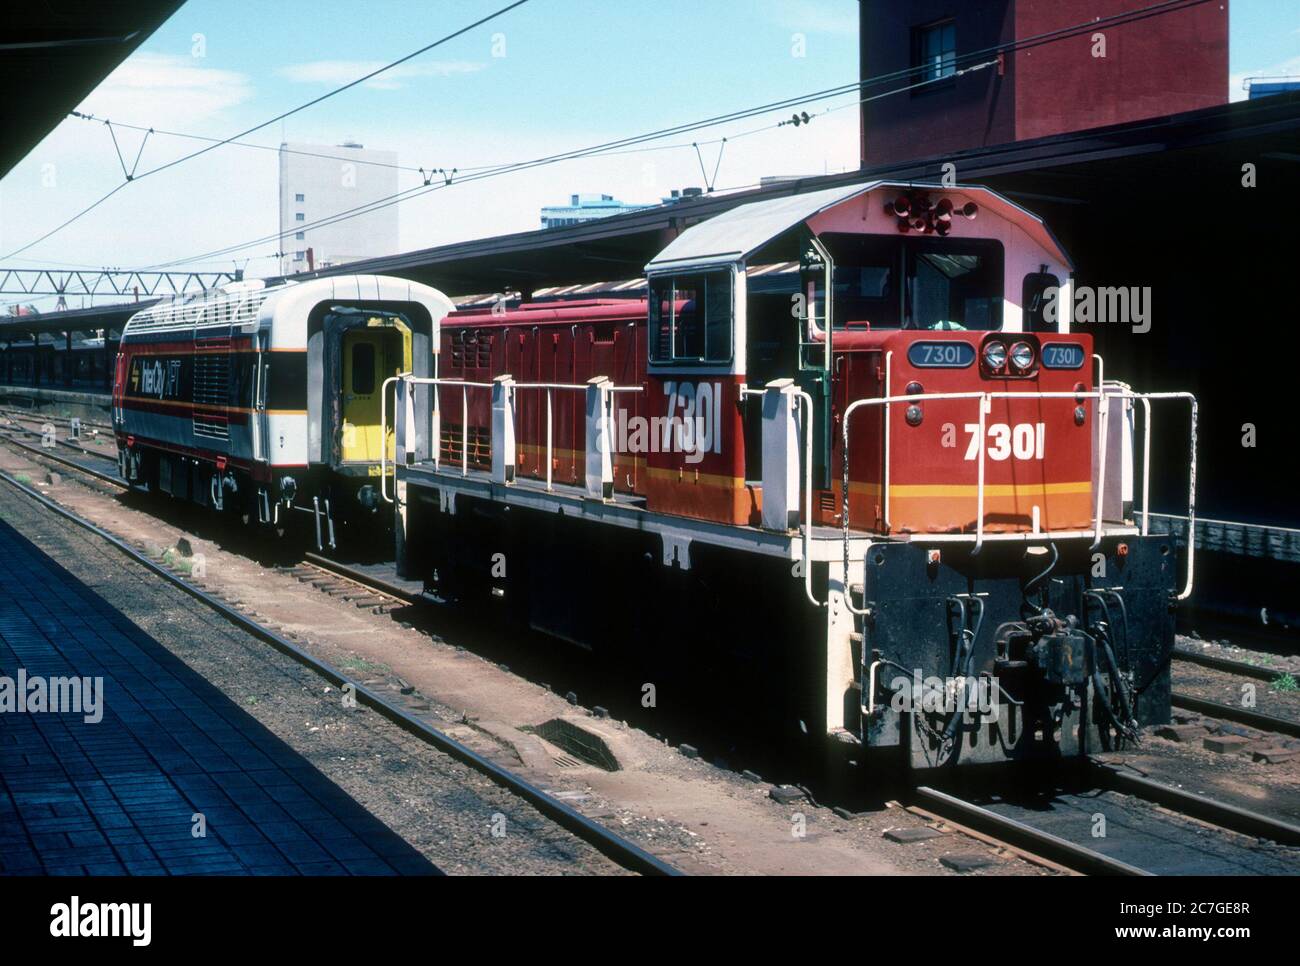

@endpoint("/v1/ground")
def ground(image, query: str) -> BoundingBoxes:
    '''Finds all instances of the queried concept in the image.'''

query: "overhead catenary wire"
[0,0,534,260]
[139,57,1001,271]
[5,0,1217,267]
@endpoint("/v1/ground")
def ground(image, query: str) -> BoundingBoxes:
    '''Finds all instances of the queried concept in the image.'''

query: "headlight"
[1010,341,1035,371]
[982,341,1007,370]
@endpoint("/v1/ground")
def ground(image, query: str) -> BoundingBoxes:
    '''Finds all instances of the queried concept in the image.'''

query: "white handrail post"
[380,375,397,504]
[584,376,613,500]
[1093,388,1111,549]
[974,393,988,554]
[461,384,468,476]
[402,374,418,466]
[393,376,407,474]
[1179,394,1198,601]
[1140,397,1152,536]
[882,350,892,532]
[491,374,516,484]
[431,379,441,471]
[759,378,800,531]
[546,386,554,492]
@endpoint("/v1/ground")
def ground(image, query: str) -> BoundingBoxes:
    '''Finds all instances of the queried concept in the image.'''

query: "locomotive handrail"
[839,387,1197,610]
[383,374,643,503]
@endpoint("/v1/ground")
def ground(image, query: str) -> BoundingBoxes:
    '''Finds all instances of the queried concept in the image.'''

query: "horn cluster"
[885,191,977,235]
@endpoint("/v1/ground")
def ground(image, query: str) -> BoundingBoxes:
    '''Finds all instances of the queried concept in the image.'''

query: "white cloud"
[278,59,486,90]
[76,52,253,127]
[1229,53,1300,102]
[760,0,859,36]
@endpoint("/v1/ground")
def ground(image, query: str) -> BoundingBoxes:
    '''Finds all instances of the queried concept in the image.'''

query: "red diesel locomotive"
[391,181,1196,772]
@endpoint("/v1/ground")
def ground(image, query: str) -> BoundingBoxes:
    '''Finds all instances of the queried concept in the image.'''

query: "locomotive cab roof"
[645,180,1072,275]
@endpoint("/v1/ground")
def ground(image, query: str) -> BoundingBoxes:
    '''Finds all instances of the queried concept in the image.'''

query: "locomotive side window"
[1023,272,1061,332]
[649,270,733,365]
[351,342,376,394]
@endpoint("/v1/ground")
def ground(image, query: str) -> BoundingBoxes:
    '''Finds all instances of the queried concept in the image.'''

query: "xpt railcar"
[112,275,453,546]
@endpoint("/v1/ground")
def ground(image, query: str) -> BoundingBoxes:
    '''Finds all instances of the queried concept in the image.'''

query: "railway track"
[912,762,1300,876]
[0,404,113,431]
[0,411,118,467]
[1170,646,1300,740]
[0,426,124,485]
[4,428,1299,876]
[0,466,682,877]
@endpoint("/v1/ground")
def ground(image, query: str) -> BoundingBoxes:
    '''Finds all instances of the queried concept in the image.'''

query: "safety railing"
[381,373,642,504]
[838,386,1197,611]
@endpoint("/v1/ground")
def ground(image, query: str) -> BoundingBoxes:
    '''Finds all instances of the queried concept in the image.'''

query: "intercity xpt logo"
[130,356,182,399]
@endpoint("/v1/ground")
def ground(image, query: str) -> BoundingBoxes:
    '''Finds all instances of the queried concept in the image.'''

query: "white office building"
[278,141,400,275]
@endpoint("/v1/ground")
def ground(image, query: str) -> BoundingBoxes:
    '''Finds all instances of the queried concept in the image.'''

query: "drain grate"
[529,718,621,771]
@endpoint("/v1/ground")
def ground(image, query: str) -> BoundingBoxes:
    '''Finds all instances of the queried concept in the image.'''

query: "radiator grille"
[193,340,229,439]
[440,424,491,469]
[449,330,492,370]
[193,410,229,440]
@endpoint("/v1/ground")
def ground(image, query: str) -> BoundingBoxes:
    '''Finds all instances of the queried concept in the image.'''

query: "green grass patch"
[1272,673,1298,693]
[160,548,194,574]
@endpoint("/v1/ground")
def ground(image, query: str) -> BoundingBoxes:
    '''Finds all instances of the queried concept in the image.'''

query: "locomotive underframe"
[396,466,1175,771]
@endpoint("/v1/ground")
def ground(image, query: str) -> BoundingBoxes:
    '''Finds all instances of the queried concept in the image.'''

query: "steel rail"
[1172,646,1293,682]
[1089,759,1300,845]
[302,552,422,606]
[0,469,683,877]
[1169,692,1300,740]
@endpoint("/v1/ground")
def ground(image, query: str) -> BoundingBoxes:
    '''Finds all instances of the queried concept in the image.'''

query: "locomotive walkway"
[0,517,439,876]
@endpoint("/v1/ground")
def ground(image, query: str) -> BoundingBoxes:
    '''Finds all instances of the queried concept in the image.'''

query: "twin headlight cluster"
[983,339,1036,374]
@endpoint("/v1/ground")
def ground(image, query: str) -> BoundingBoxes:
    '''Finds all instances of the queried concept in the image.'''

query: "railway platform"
[0,516,439,876]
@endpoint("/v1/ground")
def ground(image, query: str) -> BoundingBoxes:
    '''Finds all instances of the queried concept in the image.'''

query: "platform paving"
[0,516,439,875]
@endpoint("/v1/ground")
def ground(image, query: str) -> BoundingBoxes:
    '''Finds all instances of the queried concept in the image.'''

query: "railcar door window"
[351,342,376,394]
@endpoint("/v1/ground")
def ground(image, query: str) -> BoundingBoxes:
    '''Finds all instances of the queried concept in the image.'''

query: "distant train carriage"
[111,275,453,546]
[392,181,1198,772]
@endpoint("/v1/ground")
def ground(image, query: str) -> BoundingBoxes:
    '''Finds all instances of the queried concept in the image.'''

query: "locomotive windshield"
[822,233,1004,331]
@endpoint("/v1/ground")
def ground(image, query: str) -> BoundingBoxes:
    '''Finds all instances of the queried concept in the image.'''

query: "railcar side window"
[649,271,733,365]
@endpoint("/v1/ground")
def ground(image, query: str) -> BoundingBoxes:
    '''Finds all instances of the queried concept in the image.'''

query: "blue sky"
[0,0,1295,309]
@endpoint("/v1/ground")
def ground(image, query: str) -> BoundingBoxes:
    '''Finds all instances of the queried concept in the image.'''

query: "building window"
[294,251,305,262]
[295,193,304,202]
[914,20,956,84]
[295,231,305,240]
[295,212,305,222]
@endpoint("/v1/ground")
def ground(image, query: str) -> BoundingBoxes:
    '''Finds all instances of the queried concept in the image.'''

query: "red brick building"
[859,0,1229,167]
